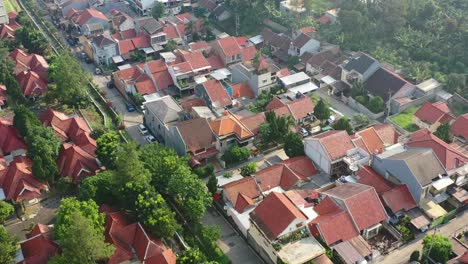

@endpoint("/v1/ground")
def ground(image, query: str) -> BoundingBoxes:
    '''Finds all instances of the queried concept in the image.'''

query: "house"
[10,49,49,81]
[0,0,8,24]
[288,33,320,57]
[279,0,308,19]
[212,36,257,66]
[40,109,99,183]
[209,112,254,154]
[451,114,468,144]
[407,128,467,172]
[372,123,400,146]
[195,79,232,112]
[238,113,265,135]
[169,117,218,163]
[372,145,450,205]
[230,59,281,96]
[340,53,380,85]
[353,126,386,154]
[279,71,318,94]
[413,101,455,132]
[16,71,48,97]
[67,8,109,35]
[0,156,47,203]
[91,34,117,66]
[0,21,18,40]
[134,16,163,36]
[265,95,315,123]
[0,118,26,161]
[109,9,134,32]
[116,34,151,59]
[60,0,88,17]
[144,95,183,144]
[304,130,356,176]
[189,41,211,54]
[261,28,291,62]
[305,47,343,76]
[213,5,230,21]
[101,207,177,264]
[17,224,60,263]
[332,236,373,264]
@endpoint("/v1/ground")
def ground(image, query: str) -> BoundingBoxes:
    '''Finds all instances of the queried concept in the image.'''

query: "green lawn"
[390,107,419,132]
[4,0,21,13]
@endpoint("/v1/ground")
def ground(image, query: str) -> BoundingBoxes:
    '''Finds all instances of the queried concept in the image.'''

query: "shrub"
[397,225,414,243]
[223,171,233,178]
[240,162,256,176]
[355,95,367,105]
[368,96,385,113]
[410,250,420,262]
[221,145,250,165]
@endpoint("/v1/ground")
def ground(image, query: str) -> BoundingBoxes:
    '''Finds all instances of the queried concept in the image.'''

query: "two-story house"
[288,33,320,57]
[212,36,256,66]
[195,79,232,113]
[143,95,183,144]
[209,112,254,154]
[66,8,109,36]
[230,59,281,96]
[109,9,134,33]
[91,34,117,66]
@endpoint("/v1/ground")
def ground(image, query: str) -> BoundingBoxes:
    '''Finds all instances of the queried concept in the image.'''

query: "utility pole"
[235,14,240,36]
[425,228,438,264]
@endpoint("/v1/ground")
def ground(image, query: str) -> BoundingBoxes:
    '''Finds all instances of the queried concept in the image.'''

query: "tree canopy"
[0,225,19,264]
[284,132,305,158]
[151,2,166,19]
[240,162,257,177]
[0,201,14,223]
[96,132,121,169]
[332,117,354,135]
[434,122,451,143]
[114,142,151,187]
[314,98,330,124]
[422,234,453,264]
[79,170,116,205]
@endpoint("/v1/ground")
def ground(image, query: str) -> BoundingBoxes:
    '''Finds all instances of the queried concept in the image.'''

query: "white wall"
[304,139,331,174]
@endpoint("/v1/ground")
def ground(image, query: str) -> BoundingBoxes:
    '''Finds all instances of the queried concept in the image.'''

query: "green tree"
[178,248,208,264]
[13,104,42,138]
[0,225,19,264]
[284,132,305,158]
[221,145,250,164]
[51,211,114,264]
[422,234,453,264]
[396,225,414,243]
[79,170,116,205]
[368,96,385,113]
[96,132,121,169]
[314,98,330,125]
[0,201,14,223]
[261,111,294,143]
[135,190,179,240]
[151,2,166,19]
[28,126,62,182]
[240,162,256,176]
[15,26,48,54]
[434,122,452,143]
[332,117,354,135]
[410,251,420,262]
[207,174,218,194]
[165,40,178,52]
[114,142,151,187]
[352,114,370,128]
[48,52,88,107]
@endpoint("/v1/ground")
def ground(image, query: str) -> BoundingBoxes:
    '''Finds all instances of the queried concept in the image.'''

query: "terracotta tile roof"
[311,209,359,245]
[234,193,255,213]
[255,164,304,191]
[250,192,307,240]
[0,118,26,155]
[58,143,99,183]
[356,166,392,195]
[207,55,224,70]
[354,127,385,154]
[162,24,181,39]
[451,114,468,140]
[189,41,209,51]
[239,113,265,135]
[235,36,248,47]
[313,130,355,161]
[152,70,173,91]
[183,51,211,71]
[284,189,318,208]
[117,39,135,54]
[265,97,285,111]
[0,24,15,39]
[324,183,387,231]
[372,124,399,146]
[27,224,52,239]
[71,8,108,26]
[135,74,157,95]
[407,128,468,170]
[0,156,46,202]
[16,71,47,97]
[176,118,215,153]
[287,96,315,120]
[276,68,290,78]
[415,101,454,125]
[223,176,260,206]
[203,79,232,108]
[381,184,417,213]
[179,98,206,111]
[281,156,318,179]
[231,82,254,99]
[209,114,253,140]
[20,226,60,264]
[217,36,242,57]
[241,45,257,62]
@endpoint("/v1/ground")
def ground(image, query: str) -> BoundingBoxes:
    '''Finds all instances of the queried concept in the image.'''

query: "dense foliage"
[314,98,330,124]
[221,145,250,165]
[96,132,121,169]
[0,225,19,264]
[260,111,294,143]
[284,132,305,158]
[332,117,354,135]
[15,12,49,55]
[422,234,453,264]
[240,162,257,176]
[0,201,14,223]
[434,122,452,143]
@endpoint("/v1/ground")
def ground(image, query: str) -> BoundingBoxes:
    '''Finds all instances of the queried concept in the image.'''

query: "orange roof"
[203,79,232,108]
[231,82,254,99]
[209,114,253,140]
[415,101,454,125]
[16,71,47,97]
[354,127,385,154]
[58,143,99,183]
[223,176,260,206]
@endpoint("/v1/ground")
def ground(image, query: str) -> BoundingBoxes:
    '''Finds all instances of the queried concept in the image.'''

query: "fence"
[391,94,436,115]
[384,116,410,136]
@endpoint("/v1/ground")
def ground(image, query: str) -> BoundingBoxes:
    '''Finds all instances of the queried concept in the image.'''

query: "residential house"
[0,118,26,161]
[91,34,118,66]
[17,224,60,263]
[352,126,387,154]
[16,71,48,98]
[413,101,455,132]
[60,0,88,17]
[209,111,254,154]
[230,59,281,96]
[195,79,232,113]
[116,33,151,60]
[305,47,343,76]
[168,117,218,164]
[101,206,177,264]
[238,112,266,136]
[0,0,8,24]
[0,85,6,110]
[143,95,183,144]
[372,145,451,206]
[213,5,230,21]
[288,33,320,57]
[109,9,134,32]
[249,192,326,264]
[0,18,20,40]
[134,16,163,36]
[292,26,316,40]
[212,36,256,66]
[451,114,468,144]
[265,95,315,123]
[189,41,211,54]
[40,109,99,183]
[10,48,49,97]
[279,0,308,19]
[304,130,356,176]
[261,28,291,62]
[279,71,318,94]
[66,8,109,36]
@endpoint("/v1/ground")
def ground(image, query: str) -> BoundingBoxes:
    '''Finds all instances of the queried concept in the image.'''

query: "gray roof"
[145,96,183,123]
[386,148,446,186]
[343,53,378,75]
[92,34,115,47]
[135,17,162,35]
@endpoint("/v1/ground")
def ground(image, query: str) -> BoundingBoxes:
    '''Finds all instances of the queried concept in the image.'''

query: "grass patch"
[390,107,419,132]
[81,105,104,129]
[4,0,21,13]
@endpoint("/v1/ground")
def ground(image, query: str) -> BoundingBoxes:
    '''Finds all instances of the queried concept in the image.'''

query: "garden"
[389,106,420,132]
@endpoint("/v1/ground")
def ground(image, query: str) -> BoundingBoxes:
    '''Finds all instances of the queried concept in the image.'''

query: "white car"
[145,135,156,143]
[299,127,309,137]
[138,124,149,135]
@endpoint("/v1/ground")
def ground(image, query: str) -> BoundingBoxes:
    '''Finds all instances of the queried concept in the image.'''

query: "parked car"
[145,135,156,143]
[138,124,148,135]
[126,103,136,112]
[299,127,309,137]
[94,68,102,75]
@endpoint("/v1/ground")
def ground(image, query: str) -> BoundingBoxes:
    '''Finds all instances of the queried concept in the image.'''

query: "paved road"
[203,207,264,264]
[377,211,468,264]
[315,88,359,118]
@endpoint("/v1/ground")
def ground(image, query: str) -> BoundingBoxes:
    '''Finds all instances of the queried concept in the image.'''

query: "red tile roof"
[217,37,242,57]
[281,156,318,179]
[189,41,209,51]
[354,127,385,154]
[451,114,468,140]
[58,143,99,183]
[207,55,224,70]
[183,51,211,71]
[176,118,216,153]
[372,124,399,146]
[239,113,265,135]
[152,70,173,91]
[324,183,387,231]
[250,192,307,240]
[134,74,156,95]
[381,184,417,213]
[210,113,254,140]
[265,96,315,121]
[276,68,290,78]
[20,225,60,264]
[16,71,48,97]
[0,24,15,39]
[71,8,108,26]
[313,130,355,161]
[241,45,257,62]
[414,101,454,125]
[356,166,392,195]
[234,193,255,213]
[223,176,260,206]
[231,82,254,99]
[0,118,26,155]
[310,207,359,245]
[0,156,46,202]
[407,128,468,170]
[235,36,248,47]
[203,79,232,108]
[179,98,206,111]
[255,164,305,191]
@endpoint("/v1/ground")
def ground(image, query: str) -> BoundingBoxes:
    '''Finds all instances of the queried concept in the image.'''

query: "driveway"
[315,88,359,118]
[203,207,263,264]
[376,211,468,264]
